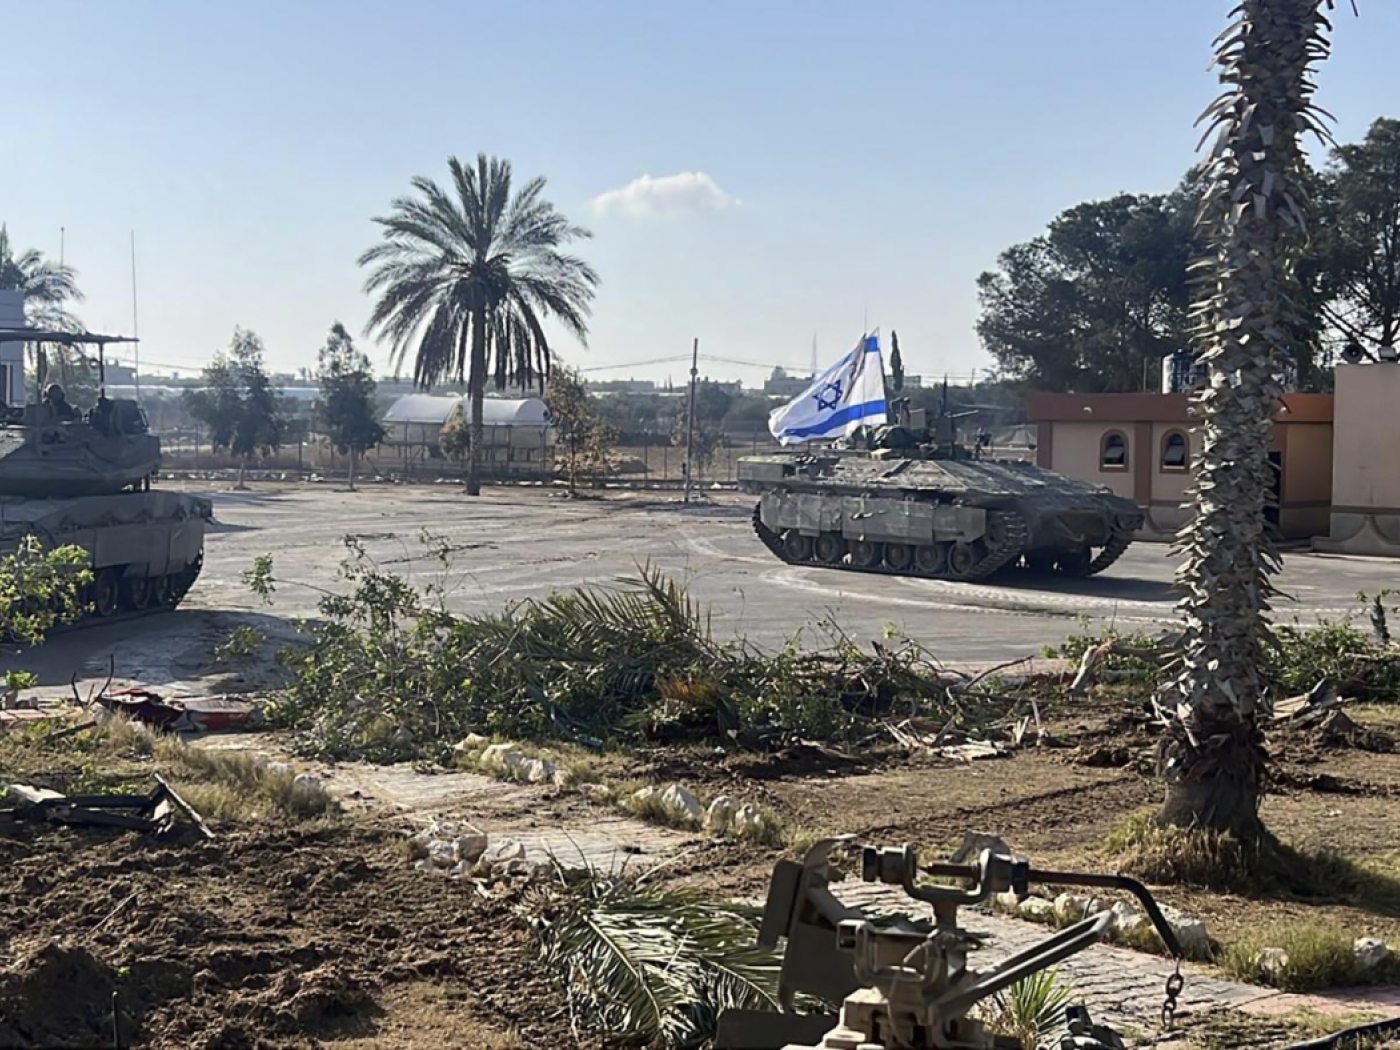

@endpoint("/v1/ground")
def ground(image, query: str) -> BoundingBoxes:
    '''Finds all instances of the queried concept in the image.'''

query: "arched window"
[1161,430,1190,471]
[1100,430,1129,471]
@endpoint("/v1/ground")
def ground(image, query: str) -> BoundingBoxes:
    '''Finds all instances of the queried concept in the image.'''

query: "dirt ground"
[637,691,1400,954]
[0,821,585,1049]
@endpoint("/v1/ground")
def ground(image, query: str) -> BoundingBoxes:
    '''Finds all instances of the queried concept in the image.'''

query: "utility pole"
[130,230,141,400]
[683,336,699,504]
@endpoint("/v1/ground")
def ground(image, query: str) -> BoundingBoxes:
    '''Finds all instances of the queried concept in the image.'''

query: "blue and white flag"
[768,334,887,445]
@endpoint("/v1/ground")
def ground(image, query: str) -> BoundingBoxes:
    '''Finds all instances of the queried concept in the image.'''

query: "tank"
[737,404,1144,582]
[0,394,210,618]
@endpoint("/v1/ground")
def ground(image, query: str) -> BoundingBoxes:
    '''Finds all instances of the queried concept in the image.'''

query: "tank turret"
[0,323,210,619]
[0,395,161,497]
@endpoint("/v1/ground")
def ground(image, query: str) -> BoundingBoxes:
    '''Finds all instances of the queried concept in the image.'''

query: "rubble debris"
[480,744,526,772]
[0,777,213,838]
[482,840,525,866]
[1354,936,1392,973]
[704,795,736,833]
[1255,946,1290,979]
[1017,896,1056,922]
[96,687,265,733]
[659,783,702,825]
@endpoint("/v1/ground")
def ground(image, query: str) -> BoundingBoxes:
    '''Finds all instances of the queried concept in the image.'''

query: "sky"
[3,1,1398,389]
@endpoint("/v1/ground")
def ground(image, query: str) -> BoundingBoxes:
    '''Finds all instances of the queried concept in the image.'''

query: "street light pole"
[683,336,698,503]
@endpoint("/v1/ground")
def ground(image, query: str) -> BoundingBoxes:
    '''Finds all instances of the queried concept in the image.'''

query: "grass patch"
[1220,923,1360,991]
[153,738,336,821]
[1107,810,1400,919]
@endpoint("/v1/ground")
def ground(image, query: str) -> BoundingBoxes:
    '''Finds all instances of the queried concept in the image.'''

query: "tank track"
[53,553,205,632]
[752,504,1028,581]
[1083,521,1134,577]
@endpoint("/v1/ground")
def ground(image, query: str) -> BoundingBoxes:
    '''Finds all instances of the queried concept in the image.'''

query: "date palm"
[359,154,598,495]
[1164,1,1338,836]
[0,224,82,328]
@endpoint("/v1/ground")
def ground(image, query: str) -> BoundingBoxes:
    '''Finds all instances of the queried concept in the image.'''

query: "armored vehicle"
[738,404,1143,581]
[0,327,210,619]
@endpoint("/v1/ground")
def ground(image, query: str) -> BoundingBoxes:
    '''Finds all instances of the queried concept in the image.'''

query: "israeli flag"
[769,334,887,445]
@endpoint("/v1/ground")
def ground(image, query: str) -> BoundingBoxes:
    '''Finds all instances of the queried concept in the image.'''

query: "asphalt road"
[21,482,1400,691]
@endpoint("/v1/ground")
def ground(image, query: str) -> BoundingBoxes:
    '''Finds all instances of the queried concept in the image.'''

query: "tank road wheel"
[915,543,949,576]
[884,543,913,573]
[814,533,846,565]
[1024,552,1057,574]
[781,530,813,563]
[151,574,174,607]
[122,575,153,611]
[92,569,120,618]
[848,540,882,569]
[1056,547,1093,577]
[947,542,981,579]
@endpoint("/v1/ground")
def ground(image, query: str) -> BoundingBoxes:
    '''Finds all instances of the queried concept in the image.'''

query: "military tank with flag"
[740,334,1143,581]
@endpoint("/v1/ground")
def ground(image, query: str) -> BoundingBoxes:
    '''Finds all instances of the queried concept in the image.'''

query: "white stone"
[704,796,736,833]
[994,890,1024,912]
[631,785,659,805]
[1052,893,1105,924]
[1354,937,1391,973]
[480,743,526,771]
[407,829,435,859]
[426,839,456,868]
[733,804,766,836]
[449,860,473,877]
[660,783,702,824]
[521,757,559,784]
[1256,947,1290,979]
[482,840,525,865]
[454,833,489,864]
[1018,897,1056,922]
[265,761,294,777]
[577,782,611,800]
[412,858,433,872]
[1109,901,1146,935]
[1158,903,1210,959]
[453,733,490,752]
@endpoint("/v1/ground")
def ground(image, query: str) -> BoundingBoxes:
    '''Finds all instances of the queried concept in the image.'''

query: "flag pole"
[683,336,699,503]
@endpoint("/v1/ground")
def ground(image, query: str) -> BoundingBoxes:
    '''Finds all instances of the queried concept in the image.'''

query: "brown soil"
[652,692,1400,954]
[0,822,586,1049]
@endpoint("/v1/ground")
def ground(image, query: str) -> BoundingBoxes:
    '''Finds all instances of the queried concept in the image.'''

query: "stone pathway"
[200,737,1400,1043]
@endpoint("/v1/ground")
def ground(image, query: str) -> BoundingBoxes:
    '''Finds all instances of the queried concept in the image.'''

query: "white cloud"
[589,171,740,218]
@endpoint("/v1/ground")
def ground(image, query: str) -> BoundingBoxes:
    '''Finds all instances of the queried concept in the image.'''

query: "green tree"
[976,190,1196,392]
[359,153,599,496]
[1,538,91,646]
[1314,117,1400,354]
[1163,0,1336,837]
[317,322,386,491]
[440,401,470,465]
[546,366,614,495]
[184,329,285,489]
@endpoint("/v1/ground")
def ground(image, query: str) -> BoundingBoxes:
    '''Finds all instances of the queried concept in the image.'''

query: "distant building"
[588,378,656,394]
[764,367,812,397]
[1161,351,1206,393]
[382,394,551,474]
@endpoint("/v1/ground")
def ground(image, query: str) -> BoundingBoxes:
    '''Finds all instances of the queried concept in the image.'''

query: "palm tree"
[1163,1,1337,837]
[0,224,82,329]
[359,154,598,495]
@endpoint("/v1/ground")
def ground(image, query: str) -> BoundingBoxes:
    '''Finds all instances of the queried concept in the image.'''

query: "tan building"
[1317,363,1400,556]
[1028,392,1334,541]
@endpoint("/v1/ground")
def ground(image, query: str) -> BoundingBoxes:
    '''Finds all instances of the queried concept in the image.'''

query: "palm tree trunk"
[1162,0,1331,837]
[349,450,357,492]
[467,306,486,497]
[236,457,247,490]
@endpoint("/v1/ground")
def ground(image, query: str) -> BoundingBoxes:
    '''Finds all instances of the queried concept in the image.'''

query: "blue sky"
[3,1,1397,387]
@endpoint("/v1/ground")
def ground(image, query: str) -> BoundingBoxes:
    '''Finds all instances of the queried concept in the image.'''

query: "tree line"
[978,116,1400,393]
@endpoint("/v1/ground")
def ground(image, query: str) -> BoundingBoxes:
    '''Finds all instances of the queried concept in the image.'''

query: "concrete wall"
[1030,393,1335,543]
[1317,363,1400,555]
[0,290,23,404]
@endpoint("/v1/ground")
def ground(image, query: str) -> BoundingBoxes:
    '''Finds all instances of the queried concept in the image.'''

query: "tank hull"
[0,491,211,618]
[738,450,1143,581]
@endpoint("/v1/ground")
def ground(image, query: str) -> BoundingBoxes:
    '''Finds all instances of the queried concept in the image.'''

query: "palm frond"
[535,875,780,1048]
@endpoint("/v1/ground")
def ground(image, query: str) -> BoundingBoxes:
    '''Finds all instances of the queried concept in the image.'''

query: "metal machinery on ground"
[717,839,1184,1050]
[0,326,210,619]
[737,402,1144,582]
